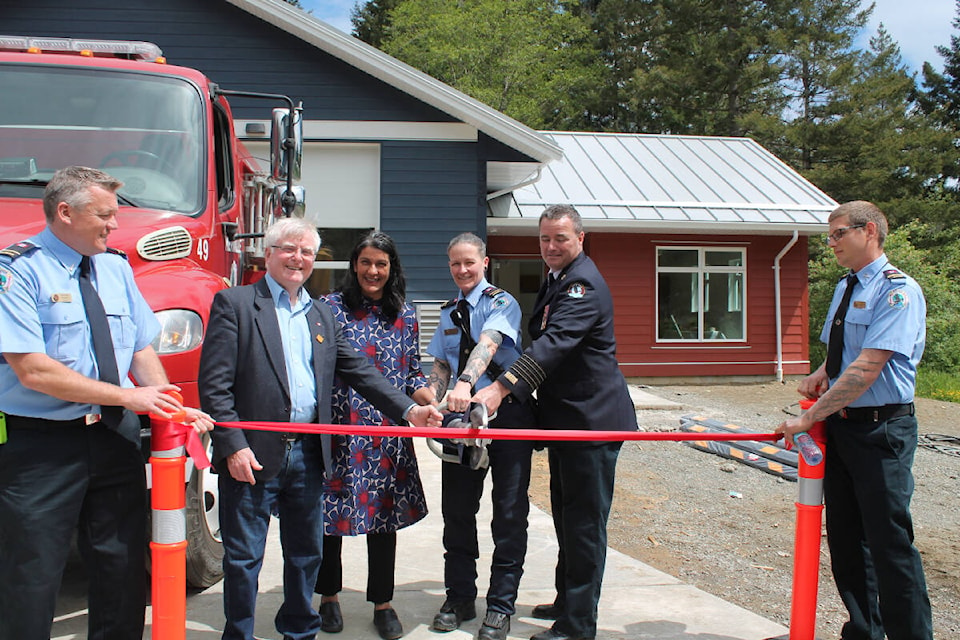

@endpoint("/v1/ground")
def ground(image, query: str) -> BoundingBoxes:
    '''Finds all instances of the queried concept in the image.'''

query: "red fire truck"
[0,35,305,587]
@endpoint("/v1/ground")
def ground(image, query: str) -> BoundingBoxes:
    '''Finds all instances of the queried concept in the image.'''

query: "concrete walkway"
[146,437,786,640]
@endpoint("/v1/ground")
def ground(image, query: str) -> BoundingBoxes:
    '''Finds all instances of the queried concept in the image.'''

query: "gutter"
[773,231,799,382]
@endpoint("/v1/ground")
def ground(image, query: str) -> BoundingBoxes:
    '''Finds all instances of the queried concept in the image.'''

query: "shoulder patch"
[888,289,909,310]
[0,241,38,261]
[482,286,505,298]
[106,247,128,260]
[883,268,905,281]
[0,266,13,293]
[566,282,586,299]
[440,297,458,310]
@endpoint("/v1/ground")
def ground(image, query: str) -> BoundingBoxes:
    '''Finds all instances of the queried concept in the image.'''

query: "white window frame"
[655,246,747,343]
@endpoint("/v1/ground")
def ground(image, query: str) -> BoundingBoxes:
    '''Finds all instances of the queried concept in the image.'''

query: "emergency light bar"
[0,35,164,61]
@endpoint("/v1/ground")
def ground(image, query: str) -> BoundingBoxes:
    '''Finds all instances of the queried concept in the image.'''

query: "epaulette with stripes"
[482,286,506,298]
[106,247,128,260]
[883,268,905,280]
[0,241,38,261]
[440,297,458,310]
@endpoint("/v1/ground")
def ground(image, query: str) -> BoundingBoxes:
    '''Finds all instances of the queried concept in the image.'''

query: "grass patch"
[916,370,960,404]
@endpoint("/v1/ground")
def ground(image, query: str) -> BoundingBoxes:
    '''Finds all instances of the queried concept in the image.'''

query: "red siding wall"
[489,232,811,379]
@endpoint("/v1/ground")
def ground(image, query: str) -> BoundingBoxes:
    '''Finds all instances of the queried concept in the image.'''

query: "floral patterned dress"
[319,291,430,535]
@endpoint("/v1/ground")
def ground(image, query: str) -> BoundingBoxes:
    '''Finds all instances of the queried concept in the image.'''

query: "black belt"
[837,403,914,423]
[5,413,103,429]
[281,433,302,444]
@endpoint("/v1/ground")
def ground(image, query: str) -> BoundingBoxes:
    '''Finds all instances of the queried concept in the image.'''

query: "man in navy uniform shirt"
[474,205,637,640]
[778,201,932,640]
[0,166,211,640]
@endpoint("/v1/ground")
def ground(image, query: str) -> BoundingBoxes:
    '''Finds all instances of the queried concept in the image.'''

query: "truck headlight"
[151,309,203,354]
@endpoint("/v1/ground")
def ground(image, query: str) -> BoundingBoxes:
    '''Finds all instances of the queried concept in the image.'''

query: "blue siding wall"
[380,141,484,300]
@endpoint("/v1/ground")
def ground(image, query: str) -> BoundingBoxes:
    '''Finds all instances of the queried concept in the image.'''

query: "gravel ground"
[528,381,960,638]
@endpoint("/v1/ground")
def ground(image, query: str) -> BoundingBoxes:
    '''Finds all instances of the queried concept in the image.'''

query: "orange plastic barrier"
[149,392,188,640]
[788,397,827,640]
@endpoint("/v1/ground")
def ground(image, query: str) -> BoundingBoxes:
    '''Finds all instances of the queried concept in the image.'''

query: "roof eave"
[486,218,830,236]
[225,0,562,164]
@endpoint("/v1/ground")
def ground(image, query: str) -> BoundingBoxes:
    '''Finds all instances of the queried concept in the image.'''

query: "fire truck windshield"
[0,64,205,214]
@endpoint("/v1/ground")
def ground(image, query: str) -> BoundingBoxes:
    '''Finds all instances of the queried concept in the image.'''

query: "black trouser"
[441,396,535,614]
[0,418,146,640]
[824,412,932,640]
[547,441,622,639]
[316,532,397,604]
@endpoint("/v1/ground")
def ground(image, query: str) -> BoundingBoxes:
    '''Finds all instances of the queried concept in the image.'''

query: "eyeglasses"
[823,224,865,245]
[271,244,318,258]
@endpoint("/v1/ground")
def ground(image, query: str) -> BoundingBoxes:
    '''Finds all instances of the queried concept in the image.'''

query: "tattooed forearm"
[807,349,891,423]
[428,359,451,402]
[461,331,503,383]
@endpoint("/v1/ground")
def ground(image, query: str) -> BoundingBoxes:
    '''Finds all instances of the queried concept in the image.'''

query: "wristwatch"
[457,373,474,385]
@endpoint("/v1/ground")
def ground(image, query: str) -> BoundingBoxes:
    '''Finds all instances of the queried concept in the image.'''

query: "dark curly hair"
[338,231,407,321]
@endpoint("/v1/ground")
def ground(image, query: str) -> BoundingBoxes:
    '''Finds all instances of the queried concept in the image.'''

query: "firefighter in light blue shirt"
[425,233,535,640]
[778,201,932,640]
[818,254,925,407]
[0,166,211,640]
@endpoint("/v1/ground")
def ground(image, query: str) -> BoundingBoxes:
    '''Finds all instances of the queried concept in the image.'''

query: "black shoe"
[432,599,477,632]
[320,601,343,633]
[530,628,593,640]
[478,611,510,640]
[374,607,404,640]
[530,603,563,620]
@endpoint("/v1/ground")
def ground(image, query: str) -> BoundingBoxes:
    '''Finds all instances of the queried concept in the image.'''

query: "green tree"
[379,0,604,130]
[802,26,955,212]
[773,0,869,170]
[351,0,399,47]
[586,0,787,136]
[919,0,960,126]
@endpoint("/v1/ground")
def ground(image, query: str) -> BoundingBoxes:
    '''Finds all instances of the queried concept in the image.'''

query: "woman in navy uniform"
[475,205,637,640]
[777,201,932,640]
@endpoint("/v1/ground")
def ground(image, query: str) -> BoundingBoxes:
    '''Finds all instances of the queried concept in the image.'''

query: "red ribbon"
[150,418,211,469]
[213,421,781,443]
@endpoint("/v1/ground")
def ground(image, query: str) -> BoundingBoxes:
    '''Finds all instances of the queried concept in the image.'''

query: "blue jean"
[219,439,325,640]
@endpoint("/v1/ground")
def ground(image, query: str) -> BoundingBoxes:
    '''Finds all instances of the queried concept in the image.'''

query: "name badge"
[853,301,866,309]
[51,293,73,303]
[444,328,458,335]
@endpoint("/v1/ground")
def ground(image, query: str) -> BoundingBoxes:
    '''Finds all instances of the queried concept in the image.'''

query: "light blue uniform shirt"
[264,274,317,424]
[426,277,522,391]
[819,254,925,406]
[0,227,160,419]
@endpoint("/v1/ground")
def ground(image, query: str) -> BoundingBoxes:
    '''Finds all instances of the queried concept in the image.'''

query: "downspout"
[773,231,799,383]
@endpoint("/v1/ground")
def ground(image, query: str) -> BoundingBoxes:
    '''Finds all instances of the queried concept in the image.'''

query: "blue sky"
[300,0,957,75]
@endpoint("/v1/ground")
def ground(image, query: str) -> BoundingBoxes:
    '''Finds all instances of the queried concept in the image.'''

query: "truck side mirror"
[273,185,306,219]
[270,107,302,182]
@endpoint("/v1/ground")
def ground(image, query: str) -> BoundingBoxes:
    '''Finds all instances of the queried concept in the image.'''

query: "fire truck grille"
[137,226,193,261]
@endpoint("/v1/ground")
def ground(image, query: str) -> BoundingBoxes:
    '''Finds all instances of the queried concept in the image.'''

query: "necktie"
[79,256,124,428]
[455,298,472,377]
[825,272,858,379]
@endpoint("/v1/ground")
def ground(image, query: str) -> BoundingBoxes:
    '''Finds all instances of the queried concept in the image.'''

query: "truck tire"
[185,435,223,588]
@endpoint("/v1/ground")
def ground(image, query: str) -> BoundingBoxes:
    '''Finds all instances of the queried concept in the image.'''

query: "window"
[656,247,745,341]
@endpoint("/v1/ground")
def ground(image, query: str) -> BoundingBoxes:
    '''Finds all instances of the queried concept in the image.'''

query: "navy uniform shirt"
[0,227,160,420]
[820,253,925,406]
[426,277,522,391]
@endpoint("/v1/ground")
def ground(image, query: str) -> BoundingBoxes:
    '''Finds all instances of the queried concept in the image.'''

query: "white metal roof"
[490,131,836,235]
[225,0,562,185]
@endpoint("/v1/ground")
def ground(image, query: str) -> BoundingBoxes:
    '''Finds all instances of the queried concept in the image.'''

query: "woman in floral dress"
[314,231,434,640]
